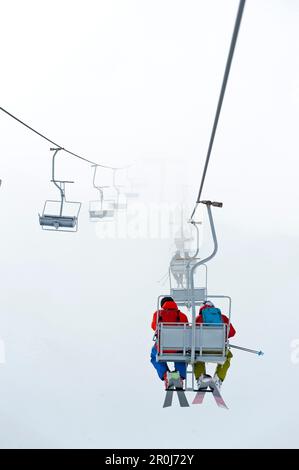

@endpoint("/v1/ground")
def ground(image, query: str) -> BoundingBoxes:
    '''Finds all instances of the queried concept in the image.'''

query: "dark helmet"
[199,300,215,313]
[160,296,174,308]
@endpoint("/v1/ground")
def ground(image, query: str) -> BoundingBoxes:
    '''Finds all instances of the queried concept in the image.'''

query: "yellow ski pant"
[194,350,233,382]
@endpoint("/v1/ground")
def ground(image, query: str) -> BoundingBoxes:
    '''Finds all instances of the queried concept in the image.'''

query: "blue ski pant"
[150,345,186,380]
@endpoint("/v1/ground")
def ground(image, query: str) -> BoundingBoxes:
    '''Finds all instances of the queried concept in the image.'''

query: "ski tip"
[219,404,229,410]
[214,398,229,410]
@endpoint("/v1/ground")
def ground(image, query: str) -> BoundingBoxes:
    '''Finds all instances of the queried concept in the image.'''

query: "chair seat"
[39,215,77,228]
[89,210,114,219]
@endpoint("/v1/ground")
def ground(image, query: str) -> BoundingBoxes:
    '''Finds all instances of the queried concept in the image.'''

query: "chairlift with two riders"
[156,201,263,406]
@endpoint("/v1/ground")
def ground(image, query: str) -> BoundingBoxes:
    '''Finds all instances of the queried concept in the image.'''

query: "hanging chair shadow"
[39,148,81,232]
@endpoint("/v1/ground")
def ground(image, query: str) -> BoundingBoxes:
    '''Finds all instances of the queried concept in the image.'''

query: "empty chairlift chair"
[39,148,81,232]
[89,165,114,221]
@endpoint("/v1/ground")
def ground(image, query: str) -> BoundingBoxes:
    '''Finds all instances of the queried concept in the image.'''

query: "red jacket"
[196,308,236,338]
[151,300,188,331]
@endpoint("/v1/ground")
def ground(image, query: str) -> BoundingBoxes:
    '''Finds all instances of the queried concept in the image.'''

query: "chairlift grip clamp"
[188,219,202,225]
[200,200,223,208]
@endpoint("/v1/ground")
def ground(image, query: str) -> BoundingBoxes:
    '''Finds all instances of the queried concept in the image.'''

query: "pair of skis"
[192,379,228,409]
[163,378,228,409]
[163,376,189,408]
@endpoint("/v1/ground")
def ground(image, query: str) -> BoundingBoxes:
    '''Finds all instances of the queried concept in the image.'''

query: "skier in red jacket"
[151,296,188,389]
[194,301,236,390]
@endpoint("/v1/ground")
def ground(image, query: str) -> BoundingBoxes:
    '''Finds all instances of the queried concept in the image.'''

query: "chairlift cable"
[0,106,127,171]
[190,0,246,221]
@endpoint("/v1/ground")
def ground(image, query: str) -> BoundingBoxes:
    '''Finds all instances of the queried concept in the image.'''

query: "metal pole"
[92,164,104,209]
[229,344,264,356]
[51,148,65,216]
[187,221,200,262]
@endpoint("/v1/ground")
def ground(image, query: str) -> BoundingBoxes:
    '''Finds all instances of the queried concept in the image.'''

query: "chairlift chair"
[89,165,115,221]
[156,202,232,391]
[157,202,264,393]
[89,199,114,220]
[39,148,81,232]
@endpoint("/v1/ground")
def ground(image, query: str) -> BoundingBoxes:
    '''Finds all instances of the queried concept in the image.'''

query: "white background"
[0,0,298,448]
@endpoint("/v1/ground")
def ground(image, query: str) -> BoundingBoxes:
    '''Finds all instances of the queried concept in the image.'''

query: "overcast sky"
[0,0,298,448]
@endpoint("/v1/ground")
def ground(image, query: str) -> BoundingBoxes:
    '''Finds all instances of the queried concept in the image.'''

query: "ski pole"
[229,344,264,356]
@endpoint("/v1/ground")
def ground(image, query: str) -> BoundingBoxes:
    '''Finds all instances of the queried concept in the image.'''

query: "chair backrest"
[170,288,206,305]
[157,322,227,363]
[39,200,81,232]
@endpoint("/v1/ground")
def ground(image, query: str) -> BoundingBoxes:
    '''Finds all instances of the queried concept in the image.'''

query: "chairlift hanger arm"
[190,202,220,277]
[92,166,110,190]
[186,221,200,262]
[51,148,65,201]
[188,203,220,363]
[112,168,121,195]
[92,165,104,201]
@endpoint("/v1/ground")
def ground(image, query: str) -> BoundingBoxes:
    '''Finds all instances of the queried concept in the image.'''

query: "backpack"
[201,307,223,324]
